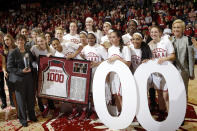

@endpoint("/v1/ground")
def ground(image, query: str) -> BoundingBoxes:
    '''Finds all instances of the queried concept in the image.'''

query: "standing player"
[130,32,152,73]
[79,31,88,47]
[81,32,108,77]
[107,30,131,114]
[31,34,57,118]
[80,32,108,119]
[55,27,66,44]
[101,22,113,49]
[85,17,103,44]
[148,26,175,120]
[122,19,138,46]
[63,22,80,44]
[61,22,83,59]
[101,22,112,42]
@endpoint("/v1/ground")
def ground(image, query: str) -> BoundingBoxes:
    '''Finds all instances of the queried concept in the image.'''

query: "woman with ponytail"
[107,30,131,115]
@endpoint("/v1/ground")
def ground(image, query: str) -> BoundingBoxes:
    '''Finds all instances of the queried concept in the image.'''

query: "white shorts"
[105,81,112,104]
[151,73,167,91]
[110,72,122,95]
[90,67,97,92]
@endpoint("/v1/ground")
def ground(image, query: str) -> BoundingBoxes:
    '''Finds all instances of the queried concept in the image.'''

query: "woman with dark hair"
[107,30,131,115]
[0,31,7,109]
[130,32,152,73]
[7,34,37,127]
[122,19,138,45]
[3,34,18,111]
[0,53,7,109]
[80,32,108,119]
[45,32,52,46]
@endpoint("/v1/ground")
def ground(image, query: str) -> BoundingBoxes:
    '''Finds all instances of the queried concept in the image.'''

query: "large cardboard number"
[93,60,186,131]
[135,60,186,131]
[93,60,137,129]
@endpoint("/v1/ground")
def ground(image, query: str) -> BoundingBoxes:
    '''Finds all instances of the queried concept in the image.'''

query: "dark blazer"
[7,48,34,83]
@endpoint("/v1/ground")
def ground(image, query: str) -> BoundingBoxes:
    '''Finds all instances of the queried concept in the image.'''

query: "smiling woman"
[7,34,37,127]
[171,19,195,102]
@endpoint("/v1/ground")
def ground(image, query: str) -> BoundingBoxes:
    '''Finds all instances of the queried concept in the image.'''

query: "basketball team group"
[0,16,197,127]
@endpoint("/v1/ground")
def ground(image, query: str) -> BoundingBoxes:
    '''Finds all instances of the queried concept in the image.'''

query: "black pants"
[6,78,15,106]
[14,73,36,124]
[0,72,6,105]
[149,87,156,105]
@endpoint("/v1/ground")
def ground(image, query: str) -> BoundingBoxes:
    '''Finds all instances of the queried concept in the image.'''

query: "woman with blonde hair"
[171,19,195,98]
[31,34,57,118]
[85,17,103,44]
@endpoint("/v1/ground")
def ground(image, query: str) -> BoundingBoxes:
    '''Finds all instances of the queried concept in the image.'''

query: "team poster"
[37,55,91,104]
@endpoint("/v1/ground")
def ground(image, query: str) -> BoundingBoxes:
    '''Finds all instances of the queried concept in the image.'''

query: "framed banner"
[37,55,91,105]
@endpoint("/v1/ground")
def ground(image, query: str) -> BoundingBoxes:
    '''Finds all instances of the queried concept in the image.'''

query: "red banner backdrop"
[37,55,91,105]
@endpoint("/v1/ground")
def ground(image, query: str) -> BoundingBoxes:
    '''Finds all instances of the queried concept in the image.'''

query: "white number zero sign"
[93,60,137,129]
[93,60,186,131]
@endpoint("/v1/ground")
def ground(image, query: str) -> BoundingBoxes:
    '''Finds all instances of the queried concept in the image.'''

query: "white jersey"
[42,60,68,98]
[81,44,108,90]
[148,36,174,91]
[122,33,132,45]
[62,42,81,59]
[81,44,108,63]
[108,45,131,61]
[31,45,54,60]
[130,46,142,72]
[101,35,109,44]
[63,34,80,44]
[108,45,131,95]
[87,30,103,44]
[150,36,174,59]
[54,45,68,58]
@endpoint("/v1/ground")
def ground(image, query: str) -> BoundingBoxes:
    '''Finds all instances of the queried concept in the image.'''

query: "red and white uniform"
[130,46,142,73]
[149,36,174,90]
[108,45,131,95]
[55,42,82,59]
[87,30,103,44]
[63,34,80,44]
[81,44,108,74]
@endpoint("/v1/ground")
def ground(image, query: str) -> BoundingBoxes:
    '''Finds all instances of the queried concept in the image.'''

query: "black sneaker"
[10,103,15,107]
[181,121,185,126]
[22,123,28,127]
[1,103,7,109]
[30,118,38,122]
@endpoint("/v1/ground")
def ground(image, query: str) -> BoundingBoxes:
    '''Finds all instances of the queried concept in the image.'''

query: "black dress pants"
[14,73,36,124]
[0,72,6,105]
